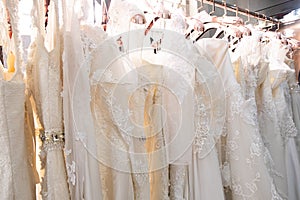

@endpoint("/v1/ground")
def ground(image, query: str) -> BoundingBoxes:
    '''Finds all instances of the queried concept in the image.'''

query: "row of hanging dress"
[195,38,281,200]
[228,32,300,200]
[2,0,299,199]
[61,0,286,199]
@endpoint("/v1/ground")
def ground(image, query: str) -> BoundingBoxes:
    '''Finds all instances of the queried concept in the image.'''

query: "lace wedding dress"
[62,21,104,200]
[26,0,70,199]
[290,84,300,158]
[112,3,225,199]
[0,0,35,199]
[0,70,35,200]
[107,2,226,198]
[196,38,282,200]
[63,1,150,198]
[230,36,288,199]
[267,40,300,200]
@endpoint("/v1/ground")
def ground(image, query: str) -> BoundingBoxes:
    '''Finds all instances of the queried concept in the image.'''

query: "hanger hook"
[209,0,215,15]
[197,0,204,12]
[235,5,238,17]
[263,14,267,27]
[275,21,280,32]
[255,12,260,26]
[267,17,273,31]
[222,0,227,17]
[245,9,250,24]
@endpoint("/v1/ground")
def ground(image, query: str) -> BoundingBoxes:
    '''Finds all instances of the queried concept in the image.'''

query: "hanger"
[275,21,280,32]
[145,16,160,35]
[216,2,242,25]
[225,25,243,52]
[131,14,147,24]
[192,1,230,42]
[222,0,227,17]
[157,1,171,19]
[209,0,215,15]
[245,9,250,24]
[228,5,251,37]
[262,14,268,31]
[193,22,224,42]
[144,0,171,35]
[101,1,109,31]
[197,0,204,12]
[266,17,273,31]
[185,18,204,39]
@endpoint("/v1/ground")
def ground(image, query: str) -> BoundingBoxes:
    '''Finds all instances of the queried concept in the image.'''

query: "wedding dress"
[230,36,288,199]
[0,0,35,199]
[0,72,35,200]
[26,0,70,199]
[128,33,227,200]
[105,1,226,199]
[267,40,300,200]
[62,20,104,200]
[290,84,300,158]
[196,38,282,200]
[0,66,36,200]
[89,29,151,200]
[63,1,151,199]
[121,8,227,200]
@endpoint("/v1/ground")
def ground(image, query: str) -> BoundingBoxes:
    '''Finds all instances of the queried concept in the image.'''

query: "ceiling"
[218,0,300,20]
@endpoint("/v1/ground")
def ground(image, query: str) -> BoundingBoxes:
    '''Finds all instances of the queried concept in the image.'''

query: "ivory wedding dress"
[0,0,35,199]
[290,84,300,158]
[63,25,104,200]
[107,2,226,199]
[0,71,35,200]
[63,1,150,199]
[267,40,300,200]
[231,36,288,199]
[196,38,282,200]
[26,0,70,199]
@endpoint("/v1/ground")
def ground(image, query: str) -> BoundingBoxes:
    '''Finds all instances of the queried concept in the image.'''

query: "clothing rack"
[199,0,280,24]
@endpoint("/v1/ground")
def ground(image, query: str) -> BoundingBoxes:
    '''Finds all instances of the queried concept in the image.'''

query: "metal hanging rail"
[199,0,280,24]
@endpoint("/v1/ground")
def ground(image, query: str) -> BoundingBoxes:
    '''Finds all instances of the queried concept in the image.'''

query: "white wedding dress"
[231,36,288,199]
[63,1,150,199]
[89,30,151,200]
[290,84,300,158]
[96,2,225,199]
[196,38,282,200]
[26,0,70,199]
[0,0,35,199]
[267,40,300,200]
[108,2,226,199]
[0,72,35,200]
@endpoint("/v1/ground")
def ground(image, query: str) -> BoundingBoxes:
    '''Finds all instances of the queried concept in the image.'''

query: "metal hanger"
[267,17,274,31]
[275,21,280,32]
[209,0,215,15]
[222,0,227,17]
[197,0,204,12]
[244,9,250,24]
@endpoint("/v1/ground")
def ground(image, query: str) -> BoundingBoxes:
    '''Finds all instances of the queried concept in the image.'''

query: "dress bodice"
[0,80,35,200]
[267,40,294,89]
